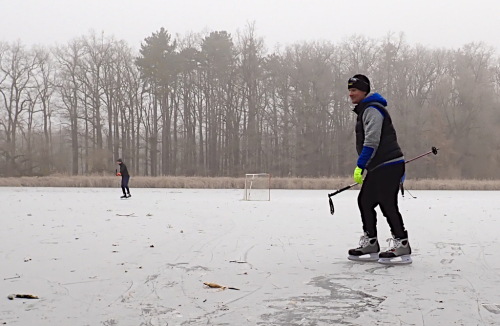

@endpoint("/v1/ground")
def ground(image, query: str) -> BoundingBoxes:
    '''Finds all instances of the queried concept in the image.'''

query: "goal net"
[243,173,271,201]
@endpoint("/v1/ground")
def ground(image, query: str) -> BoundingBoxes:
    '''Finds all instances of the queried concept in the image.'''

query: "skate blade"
[378,255,412,265]
[348,253,379,262]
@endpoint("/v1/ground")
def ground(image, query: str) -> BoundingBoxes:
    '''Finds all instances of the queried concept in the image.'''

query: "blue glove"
[354,167,364,184]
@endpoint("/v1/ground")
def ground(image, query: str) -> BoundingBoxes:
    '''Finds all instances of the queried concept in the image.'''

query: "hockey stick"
[328,146,439,215]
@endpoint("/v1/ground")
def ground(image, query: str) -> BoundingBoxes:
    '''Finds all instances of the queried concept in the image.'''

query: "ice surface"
[1,187,500,325]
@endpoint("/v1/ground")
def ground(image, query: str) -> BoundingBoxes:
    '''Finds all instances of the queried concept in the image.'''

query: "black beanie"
[348,74,371,93]
[117,158,123,163]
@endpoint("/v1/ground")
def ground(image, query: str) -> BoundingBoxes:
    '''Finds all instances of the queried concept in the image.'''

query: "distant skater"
[347,74,411,265]
[117,158,131,198]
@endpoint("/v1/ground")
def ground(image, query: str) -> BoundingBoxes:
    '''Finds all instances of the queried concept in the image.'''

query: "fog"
[3,0,500,50]
[0,1,499,177]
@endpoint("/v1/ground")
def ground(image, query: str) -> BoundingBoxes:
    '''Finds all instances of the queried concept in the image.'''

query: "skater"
[346,74,412,265]
[116,158,131,198]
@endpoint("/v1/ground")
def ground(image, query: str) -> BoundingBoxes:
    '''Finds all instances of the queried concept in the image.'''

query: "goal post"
[243,173,271,201]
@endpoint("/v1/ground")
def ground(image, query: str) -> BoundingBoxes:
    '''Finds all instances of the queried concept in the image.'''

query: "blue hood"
[361,93,387,106]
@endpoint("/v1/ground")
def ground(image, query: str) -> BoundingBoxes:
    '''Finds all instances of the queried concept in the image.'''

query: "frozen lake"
[1,187,500,325]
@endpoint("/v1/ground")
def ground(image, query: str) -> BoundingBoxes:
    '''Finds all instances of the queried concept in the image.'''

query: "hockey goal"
[243,173,271,201]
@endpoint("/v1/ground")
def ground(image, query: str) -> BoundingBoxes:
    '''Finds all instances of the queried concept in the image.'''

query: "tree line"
[0,26,499,179]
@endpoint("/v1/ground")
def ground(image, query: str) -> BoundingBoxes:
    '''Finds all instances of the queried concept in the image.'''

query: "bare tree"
[0,41,40,176]
[53,39,84,175]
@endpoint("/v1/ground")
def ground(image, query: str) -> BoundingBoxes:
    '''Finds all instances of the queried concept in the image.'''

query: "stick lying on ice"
[203,282,240,291]
[8,294,39,300]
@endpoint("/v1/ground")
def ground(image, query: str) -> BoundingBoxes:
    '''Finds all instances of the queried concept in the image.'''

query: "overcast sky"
[2,0,500,51]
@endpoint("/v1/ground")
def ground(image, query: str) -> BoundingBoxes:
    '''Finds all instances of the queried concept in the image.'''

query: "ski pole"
[400,147,438,198]
[328,146,439,215]
[405,146,438,164]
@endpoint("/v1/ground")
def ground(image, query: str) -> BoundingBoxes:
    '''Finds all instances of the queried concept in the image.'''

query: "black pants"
[358,163,407,239]
[121,176,130,195]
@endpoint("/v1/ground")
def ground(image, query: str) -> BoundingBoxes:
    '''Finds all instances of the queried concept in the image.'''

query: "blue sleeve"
[357,146,374,170]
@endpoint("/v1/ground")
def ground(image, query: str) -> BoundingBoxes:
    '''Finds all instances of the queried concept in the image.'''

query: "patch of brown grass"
[0,176,498,190]
[404,179,500,190]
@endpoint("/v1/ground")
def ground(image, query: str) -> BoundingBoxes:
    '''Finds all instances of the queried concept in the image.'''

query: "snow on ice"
[1,187,499,325]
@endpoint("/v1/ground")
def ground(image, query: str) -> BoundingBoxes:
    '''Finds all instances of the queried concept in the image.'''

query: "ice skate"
[127,194,131,198]
[378,236,412,265]
[348,232,380,262]
[120,194,128,199]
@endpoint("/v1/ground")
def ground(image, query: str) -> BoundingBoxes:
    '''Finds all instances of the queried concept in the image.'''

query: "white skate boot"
[348,232,380,262]
[378,236,412,265]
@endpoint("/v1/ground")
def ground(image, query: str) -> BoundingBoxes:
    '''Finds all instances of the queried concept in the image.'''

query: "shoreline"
[0,176,499,190]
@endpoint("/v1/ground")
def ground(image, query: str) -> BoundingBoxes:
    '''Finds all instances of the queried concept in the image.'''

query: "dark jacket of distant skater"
[118,161,129,178]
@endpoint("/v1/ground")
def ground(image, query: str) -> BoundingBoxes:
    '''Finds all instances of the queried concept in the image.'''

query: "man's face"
[117,161,121,165]
[349,88,367,105]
